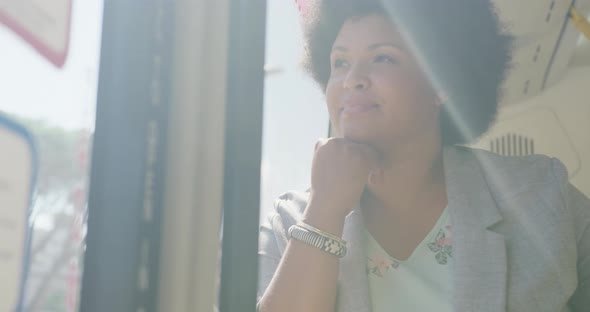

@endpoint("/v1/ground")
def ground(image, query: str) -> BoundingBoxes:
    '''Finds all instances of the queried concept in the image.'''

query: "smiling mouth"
[340,103,380,115]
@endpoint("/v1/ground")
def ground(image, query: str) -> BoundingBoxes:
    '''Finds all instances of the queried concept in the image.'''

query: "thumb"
[314,138,326,151]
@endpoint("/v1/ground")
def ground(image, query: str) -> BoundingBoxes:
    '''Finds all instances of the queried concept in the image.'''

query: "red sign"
[0,0,73,68]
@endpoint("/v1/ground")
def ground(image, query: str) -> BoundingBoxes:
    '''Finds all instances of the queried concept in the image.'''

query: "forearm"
[258,201,347,312]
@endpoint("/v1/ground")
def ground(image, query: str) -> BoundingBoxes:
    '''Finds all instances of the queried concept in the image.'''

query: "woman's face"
[326,14,441,149]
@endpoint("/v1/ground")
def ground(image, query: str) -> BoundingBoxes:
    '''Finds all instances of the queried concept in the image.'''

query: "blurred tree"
[6,114,91,312]
[14,117,92,196]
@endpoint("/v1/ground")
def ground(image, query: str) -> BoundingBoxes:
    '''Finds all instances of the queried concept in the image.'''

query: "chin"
[339,126,381,144]
[338,125,408,151]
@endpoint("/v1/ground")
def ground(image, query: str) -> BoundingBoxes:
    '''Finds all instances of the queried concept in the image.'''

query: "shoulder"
[457,146,568,202]
[458,145,565,180]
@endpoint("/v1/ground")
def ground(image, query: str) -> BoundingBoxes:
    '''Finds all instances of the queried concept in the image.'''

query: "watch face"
[0,115,36,312]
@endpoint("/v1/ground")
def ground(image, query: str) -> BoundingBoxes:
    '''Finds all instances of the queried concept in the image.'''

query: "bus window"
[260,1,329,223]
[0,0,103,311]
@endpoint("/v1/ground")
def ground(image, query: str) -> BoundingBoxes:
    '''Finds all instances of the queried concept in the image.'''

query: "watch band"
[288,224,347,258]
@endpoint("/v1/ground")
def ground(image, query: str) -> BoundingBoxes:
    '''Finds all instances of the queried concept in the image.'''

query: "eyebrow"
[332,42,405,52]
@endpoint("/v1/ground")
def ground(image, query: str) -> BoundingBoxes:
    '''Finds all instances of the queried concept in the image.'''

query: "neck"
[362,137,447,219]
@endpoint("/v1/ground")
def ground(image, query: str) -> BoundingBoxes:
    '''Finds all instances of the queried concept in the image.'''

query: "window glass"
[0,1,103,310]
[261,0,329,222]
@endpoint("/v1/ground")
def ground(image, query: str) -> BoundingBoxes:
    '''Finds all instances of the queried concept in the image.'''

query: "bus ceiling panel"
[502,28,564,106]
[543,20,587,88]
[494,0,573,36]
[571,38,590,67]
[495,0,590,106]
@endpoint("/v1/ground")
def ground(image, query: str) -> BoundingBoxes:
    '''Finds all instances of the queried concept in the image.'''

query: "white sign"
[0,0,72,67]
[0,116,35,312]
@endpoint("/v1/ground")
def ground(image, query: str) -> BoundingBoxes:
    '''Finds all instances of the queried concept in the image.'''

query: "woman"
[257,1,590,311]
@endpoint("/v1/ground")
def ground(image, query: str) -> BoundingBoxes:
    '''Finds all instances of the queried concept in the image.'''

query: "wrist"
[302,199,348,238]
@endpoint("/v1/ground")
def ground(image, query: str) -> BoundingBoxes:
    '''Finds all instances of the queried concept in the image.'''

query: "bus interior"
[0,0,589,311]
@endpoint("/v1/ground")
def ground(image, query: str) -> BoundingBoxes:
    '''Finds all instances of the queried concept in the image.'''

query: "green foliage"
[10,115,92,195]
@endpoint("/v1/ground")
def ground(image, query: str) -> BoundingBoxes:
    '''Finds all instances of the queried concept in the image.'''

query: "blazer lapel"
[443,146,507,312]
[334,146,508,312]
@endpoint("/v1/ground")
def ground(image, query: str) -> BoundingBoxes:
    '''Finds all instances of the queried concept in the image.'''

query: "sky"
[260,0,330,220]
[0,0,103,130]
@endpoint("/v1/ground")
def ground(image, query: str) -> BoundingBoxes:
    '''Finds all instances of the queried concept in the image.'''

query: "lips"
[340,96,379,115]
[341,103,379,114]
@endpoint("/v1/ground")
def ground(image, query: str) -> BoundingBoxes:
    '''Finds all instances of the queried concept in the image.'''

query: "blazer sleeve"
[257,213,282,303]
[555,159,590,310]
[257,192,307,306]
[257,208,294,307]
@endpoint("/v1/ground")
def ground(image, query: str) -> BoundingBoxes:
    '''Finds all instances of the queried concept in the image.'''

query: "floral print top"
[364,208,454,312]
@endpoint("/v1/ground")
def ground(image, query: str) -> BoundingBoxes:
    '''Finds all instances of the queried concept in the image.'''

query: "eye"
[374,54,397,64]
[332,58,349,69]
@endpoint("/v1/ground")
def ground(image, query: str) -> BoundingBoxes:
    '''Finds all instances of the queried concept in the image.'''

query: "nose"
[343,65,370,90]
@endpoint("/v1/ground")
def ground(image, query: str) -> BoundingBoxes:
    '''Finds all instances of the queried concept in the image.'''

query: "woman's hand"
[307,137,381,220]
[258,137,380,312]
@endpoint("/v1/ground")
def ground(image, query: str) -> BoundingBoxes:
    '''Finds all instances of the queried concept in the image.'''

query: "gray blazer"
[257,146,590,312]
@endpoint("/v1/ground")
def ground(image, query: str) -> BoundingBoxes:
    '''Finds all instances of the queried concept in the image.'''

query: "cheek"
[374,70,436,114]
[325,79,342,117]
